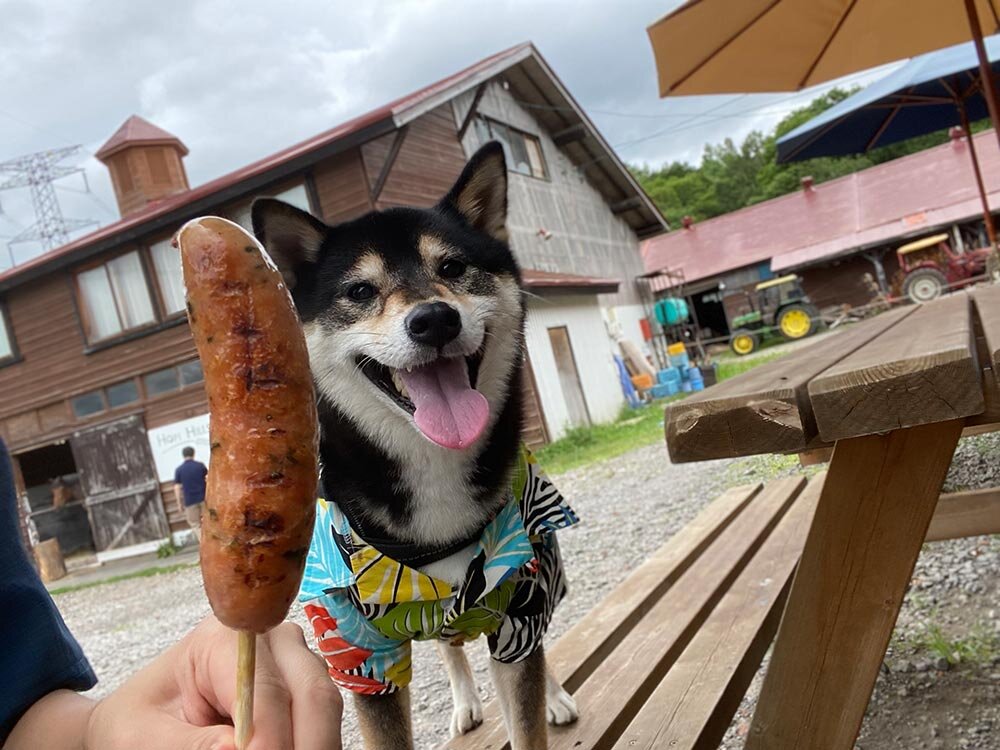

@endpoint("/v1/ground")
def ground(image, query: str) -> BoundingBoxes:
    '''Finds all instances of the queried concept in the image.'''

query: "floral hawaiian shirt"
[299,446,578,695]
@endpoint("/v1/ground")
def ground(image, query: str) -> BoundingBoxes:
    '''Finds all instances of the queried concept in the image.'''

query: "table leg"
[746,420,963,749]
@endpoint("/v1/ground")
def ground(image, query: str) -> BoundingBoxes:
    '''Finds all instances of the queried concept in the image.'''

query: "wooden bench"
[444,475,822,750]
[442,478,997,750]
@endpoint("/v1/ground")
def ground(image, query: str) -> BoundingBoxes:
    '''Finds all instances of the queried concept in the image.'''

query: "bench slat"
[665,306,914,462]
[442,483,763,750]
[547,476,807,750]
[611,474,823,750]
[926,487,1000,541]
[808,294,983,442]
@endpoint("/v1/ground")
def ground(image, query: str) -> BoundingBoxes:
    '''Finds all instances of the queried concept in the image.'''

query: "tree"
[631,87,984,227]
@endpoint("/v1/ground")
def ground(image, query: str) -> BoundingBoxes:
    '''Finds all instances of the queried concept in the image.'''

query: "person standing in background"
[173,446,207,543]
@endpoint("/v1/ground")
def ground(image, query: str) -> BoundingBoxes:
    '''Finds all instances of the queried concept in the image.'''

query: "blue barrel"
[649,383,672,399]
[687,366,703,384]
[658,368,681,385]
[681,380,693,393]
[691,379,705,391]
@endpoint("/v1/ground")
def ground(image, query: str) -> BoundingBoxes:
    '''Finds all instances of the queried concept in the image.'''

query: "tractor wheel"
[777,304,817,340]
[729,329,760,356]
[903,268,947,303]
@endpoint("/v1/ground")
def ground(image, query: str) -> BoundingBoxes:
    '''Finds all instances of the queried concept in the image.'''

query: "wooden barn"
[4,43,665,561]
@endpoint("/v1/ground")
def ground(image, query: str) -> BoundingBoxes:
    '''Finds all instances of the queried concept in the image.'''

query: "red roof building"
[641,129,1000,285]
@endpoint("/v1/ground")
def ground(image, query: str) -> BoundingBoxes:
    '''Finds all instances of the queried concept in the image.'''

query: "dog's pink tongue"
[398,358,489,449]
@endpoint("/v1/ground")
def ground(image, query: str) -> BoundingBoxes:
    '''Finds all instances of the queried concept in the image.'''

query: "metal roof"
[0,43,665,293]
[641,129,1000,283]
[95,115,189,160]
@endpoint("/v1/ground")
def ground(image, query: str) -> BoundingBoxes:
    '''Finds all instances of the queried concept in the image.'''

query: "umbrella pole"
[959,102,999,255]
[964,0,1000,152]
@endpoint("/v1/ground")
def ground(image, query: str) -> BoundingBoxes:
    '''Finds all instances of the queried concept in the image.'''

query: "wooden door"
[521,353,549,448]
[548,326,591,428]
[71,415,169,552]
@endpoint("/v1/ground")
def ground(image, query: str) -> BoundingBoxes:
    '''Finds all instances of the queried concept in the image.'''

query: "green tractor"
[728,274,820,356]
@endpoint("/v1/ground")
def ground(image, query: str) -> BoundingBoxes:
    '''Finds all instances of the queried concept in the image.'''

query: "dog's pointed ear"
[439,141,508,241]
[251,198,326,288]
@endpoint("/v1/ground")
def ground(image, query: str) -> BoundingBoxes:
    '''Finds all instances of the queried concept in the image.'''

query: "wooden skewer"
[235,630,257,750]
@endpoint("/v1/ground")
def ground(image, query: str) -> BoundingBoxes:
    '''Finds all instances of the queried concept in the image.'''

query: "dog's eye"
[346,282,376,302]
[439,259,466,279]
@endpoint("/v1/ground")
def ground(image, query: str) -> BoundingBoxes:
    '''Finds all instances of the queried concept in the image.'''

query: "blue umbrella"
[777,35,1000,247]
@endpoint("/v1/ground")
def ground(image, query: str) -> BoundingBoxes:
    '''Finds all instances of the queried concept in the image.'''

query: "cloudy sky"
[0,0,891,265]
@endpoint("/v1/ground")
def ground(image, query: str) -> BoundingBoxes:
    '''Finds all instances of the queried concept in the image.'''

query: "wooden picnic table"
[664,286,1000,749]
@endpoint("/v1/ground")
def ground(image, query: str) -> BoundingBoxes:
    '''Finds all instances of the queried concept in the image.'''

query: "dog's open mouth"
[357,345,488,450]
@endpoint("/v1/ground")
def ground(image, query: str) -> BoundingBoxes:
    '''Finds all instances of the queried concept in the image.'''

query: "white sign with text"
[147,414,211,482]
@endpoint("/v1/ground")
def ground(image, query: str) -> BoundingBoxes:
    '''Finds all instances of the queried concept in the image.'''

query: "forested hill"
[631,88,987,229]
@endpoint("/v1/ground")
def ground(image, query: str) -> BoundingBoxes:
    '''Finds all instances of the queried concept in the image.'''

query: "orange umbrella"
[649,0,1000,150]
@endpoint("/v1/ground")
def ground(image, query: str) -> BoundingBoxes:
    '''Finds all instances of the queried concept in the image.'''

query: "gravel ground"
[55,433,1000,749]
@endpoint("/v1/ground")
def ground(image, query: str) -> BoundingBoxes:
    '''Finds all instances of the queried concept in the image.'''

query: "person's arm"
[5,617,343,750]
[173,467,184,514]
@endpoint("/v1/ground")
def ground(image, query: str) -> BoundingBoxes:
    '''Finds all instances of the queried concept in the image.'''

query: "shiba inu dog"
[253,142,578,749]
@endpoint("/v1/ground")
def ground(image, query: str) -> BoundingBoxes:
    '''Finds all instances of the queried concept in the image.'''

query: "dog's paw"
[450,695,484,737]
[546,683,579,726]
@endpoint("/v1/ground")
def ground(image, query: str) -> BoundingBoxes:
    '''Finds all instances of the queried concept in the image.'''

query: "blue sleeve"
[0,439,97,742]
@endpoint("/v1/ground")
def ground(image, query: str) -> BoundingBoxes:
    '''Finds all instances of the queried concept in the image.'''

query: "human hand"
[6,616,343,750]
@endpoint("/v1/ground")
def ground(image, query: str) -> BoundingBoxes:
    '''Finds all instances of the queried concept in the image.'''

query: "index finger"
[267,622,344,750]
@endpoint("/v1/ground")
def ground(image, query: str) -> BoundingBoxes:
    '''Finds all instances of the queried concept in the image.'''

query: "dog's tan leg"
[545,666,578,726]
[489,646,547,750]
[354,688,413,750]
[437,640,484,737]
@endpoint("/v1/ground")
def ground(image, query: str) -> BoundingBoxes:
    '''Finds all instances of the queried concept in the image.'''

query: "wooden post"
[747,419,962,750]
[958,99,998,250]
[35,538,67,582]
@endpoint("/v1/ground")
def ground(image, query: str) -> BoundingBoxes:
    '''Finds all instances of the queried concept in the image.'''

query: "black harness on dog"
[337,503,498,568]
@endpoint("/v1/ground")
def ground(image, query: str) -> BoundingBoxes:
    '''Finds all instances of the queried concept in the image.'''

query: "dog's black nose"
[406,302,462,348]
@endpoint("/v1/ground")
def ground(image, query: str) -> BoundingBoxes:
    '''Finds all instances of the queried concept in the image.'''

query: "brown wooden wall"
[0,275,199,449]
[312,149,374,225]
[109,145,190,217]
[365,105,468,210]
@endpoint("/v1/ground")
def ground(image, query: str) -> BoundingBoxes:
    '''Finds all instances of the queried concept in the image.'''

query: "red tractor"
[896,233,992,303]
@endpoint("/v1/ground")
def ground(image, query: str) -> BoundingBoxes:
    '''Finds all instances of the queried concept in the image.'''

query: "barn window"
[229,183,312,231]
[149,238,185,315]
[477,117,547,179]
[106,380,140,408]
[179,360,204,386]
[0,305,16,363]
[76,251,156,342]
[144,366,180,397]
[72,390,106,419]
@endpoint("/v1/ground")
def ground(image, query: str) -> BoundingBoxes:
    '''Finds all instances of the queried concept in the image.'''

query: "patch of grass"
[534,400,679,475]
[534,347,794,476]
[157,540,180,559]
[898,619,999,666]
[716,350,787,382]
[49,561,198,596]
